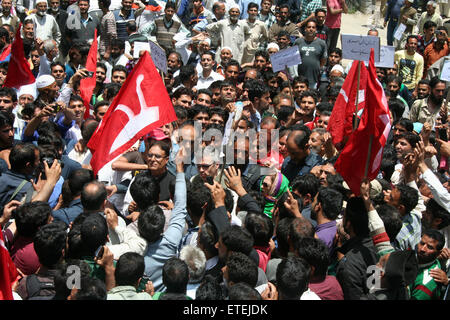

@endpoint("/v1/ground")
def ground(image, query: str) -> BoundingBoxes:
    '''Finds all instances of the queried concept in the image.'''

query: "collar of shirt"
[205,256,219,270]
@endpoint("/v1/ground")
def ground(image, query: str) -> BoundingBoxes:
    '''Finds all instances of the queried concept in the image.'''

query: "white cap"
[36,75,56,89]
[229,3,239,11]
[267,42,280,51]
[36,0,47,5]
[201,38,211,45]
[330,64,344,74]
[221,46,233,54]
[17,83,38,101]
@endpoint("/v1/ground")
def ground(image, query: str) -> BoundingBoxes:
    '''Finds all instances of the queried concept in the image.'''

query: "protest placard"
[375,46,395,68]
[133,42,150,59]
[149,41,168,74]
[270,46,302,72]
[439,57,450,82]
[341,34,380,62]
[393,23,406,41]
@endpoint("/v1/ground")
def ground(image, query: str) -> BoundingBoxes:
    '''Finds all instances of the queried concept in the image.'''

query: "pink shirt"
[325,0,343,29]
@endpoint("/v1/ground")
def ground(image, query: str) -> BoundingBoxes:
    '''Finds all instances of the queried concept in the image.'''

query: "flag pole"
[285,65,296,110]
[364,134,374,179]
[353,60,361,131]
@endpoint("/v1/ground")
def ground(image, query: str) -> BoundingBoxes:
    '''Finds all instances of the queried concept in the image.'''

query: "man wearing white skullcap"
[417,1,443,35]
[206,5,251,64]
[36,74,60,104]
[24,0,61,45]
[17,83,38,106]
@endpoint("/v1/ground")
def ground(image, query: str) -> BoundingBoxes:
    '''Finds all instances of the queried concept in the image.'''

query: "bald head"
[81,181,108,211]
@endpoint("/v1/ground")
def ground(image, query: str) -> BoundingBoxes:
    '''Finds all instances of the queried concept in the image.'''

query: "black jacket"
[336,236,378,300]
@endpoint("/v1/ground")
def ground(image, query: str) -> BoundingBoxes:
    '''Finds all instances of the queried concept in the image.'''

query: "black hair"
[291,173,320,198]
[75,277,107,300]
[388,98,405,123]
[273,217,294,258]
[174,105,188,120]
[68,168,95,197]
[163,257,189,294]
[289,217,314,247]
[15,201,51,238]
[179,64,196,83]
[195,274,224,300]
[276,256,310,300]
[110,38,125,50]
[277,106,294,123]
[188,104,210,120]
[112,64,127,76]
[187,180,211,218]
[344,197,369,237]
[429,76,446,89]
[130,172,160,211]
[376,204,403,241]
[226,252,258,287]
[138,205,165,243]
[296,237,329,279]
[423,20,437,30]
[115,252,146,286]
[396,184,419,214]
[422,229,445,251]
[208,107,229,124]
[288,128,311,150]
[0,110,13,128]
[198,221,218,257]
[221,225,254,256]
[80,213,108,256]
[104,82,121,100]
[228,282,262,300]
[316,187,343,220]
[425,198,450,229]
[9,142,38,172]
[254,50,269,62]
[34,222,67,267]
[244,212,274,246]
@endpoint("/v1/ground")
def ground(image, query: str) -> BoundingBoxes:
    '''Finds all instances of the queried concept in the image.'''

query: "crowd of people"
[0,0,448,301]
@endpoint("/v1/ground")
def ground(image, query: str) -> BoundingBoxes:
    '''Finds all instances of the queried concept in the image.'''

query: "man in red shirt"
[423,26,450,77]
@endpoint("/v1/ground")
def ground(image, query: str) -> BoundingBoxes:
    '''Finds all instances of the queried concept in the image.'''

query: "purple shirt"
[315,220,337,253]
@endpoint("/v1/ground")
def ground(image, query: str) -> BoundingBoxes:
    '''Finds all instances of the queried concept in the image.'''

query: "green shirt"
[410,260,442,300]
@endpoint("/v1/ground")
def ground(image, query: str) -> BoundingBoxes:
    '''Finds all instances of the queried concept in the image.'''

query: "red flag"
[80,29,98,119]
[87,51,177,175]
[0,44,11,62]
[327,60,368,149]
[3,24,35,89]
[334,49,391,196]
[0,231,17,300]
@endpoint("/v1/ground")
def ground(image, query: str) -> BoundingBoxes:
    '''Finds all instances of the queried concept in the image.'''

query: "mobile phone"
[438,127,448,141]
[95,245,104,259]
[85,71,94,78]
[206,176,214,185]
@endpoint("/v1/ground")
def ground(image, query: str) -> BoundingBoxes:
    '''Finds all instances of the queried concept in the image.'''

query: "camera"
[85,71,94,78]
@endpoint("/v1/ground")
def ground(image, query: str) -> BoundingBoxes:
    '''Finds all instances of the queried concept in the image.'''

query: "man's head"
[328,48,342,67]
[15,201,52,238]
[145,138,171,174]
[276,256,310,300]
[121,0,133,12]
[179,64,198,87]
[278,4,290,23]
[93,101,109,122]
[384,184,419,217]
[220,80,237,105]
[416,229,445,264]
[222,252,258,289]
[394,132,420,161]
[34,222,67,268]
[310,187,343,221]
[254,50,270,71]
[276,30,290,49]
[417,79,430,99]
[297,90,317,122]
[196,151,219,182]
[216,225,254,263]
[36,0,48,16]
[426,1,437,15]
[286,127,311,163]
[130,172,160,211]
[164,0,176,19]
[179,245,207,284]
[162,257,189,294]
[78,0,89,14]
[9,143,40,175]
[49,0,61,12]
[138,205,165,243]
[423,20,437,39]
[296,237,329,279]
[194,89,212,108]
[50,61,66,87]
[292,76,309,99]
[111,65,127,84]
[1,0,12,15]
[115,252,146,287]
[343,197,370,238]
[229,6,240,23]
[0,87,17,113]
[428,76,446,106]
[80,213,108,256]
[0,111,13,148]
[81,181,108,212]
[406,35,418,54]
[200,51,215,73]
[68,95,86,123]
[224,59,240,83]
[304,19,317,39]
[172,87,193,109]
[314,8,326,26]
[212,2,226,19]
[247,2,259,19]
[167,51,182,72]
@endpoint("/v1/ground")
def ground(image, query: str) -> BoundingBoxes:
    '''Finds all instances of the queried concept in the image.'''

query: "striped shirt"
[394,210,422,251]
[410,260,442,300]
[300,0,322,22]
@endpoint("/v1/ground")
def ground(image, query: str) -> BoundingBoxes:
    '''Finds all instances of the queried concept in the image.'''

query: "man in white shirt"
[25,0,61,45]
[196,51,224,90]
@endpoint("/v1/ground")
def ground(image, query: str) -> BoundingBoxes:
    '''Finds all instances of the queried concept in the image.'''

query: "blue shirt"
[52,198,84,226]
[239,0,262,19]
[281,151,322,182]
[0,171,33,211]
[144,172,187,292]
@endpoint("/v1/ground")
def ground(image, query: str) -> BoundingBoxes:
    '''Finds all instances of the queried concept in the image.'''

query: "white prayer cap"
[229,3,239,11]
[221,46,233,54]
[201,38,211,45]
[267,43,280,51]
[427,1,437,7]
[406,0,414,3]
[36,0,48,5]
[17,83,38,101]
[330,64,344,75]
[36,75,56,89]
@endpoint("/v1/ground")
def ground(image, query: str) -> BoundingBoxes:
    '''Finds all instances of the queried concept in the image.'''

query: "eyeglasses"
[197,163,214,169]
[147,153,167,160]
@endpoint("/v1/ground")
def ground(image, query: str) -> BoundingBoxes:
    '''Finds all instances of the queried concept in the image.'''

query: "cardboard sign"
[439,57,450,82]
[375,45,395,68]
[133,41,150,59]
[149,41,168,74]
[341,34,380,62]
[270,46,302,72]
[393,23,406,41]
